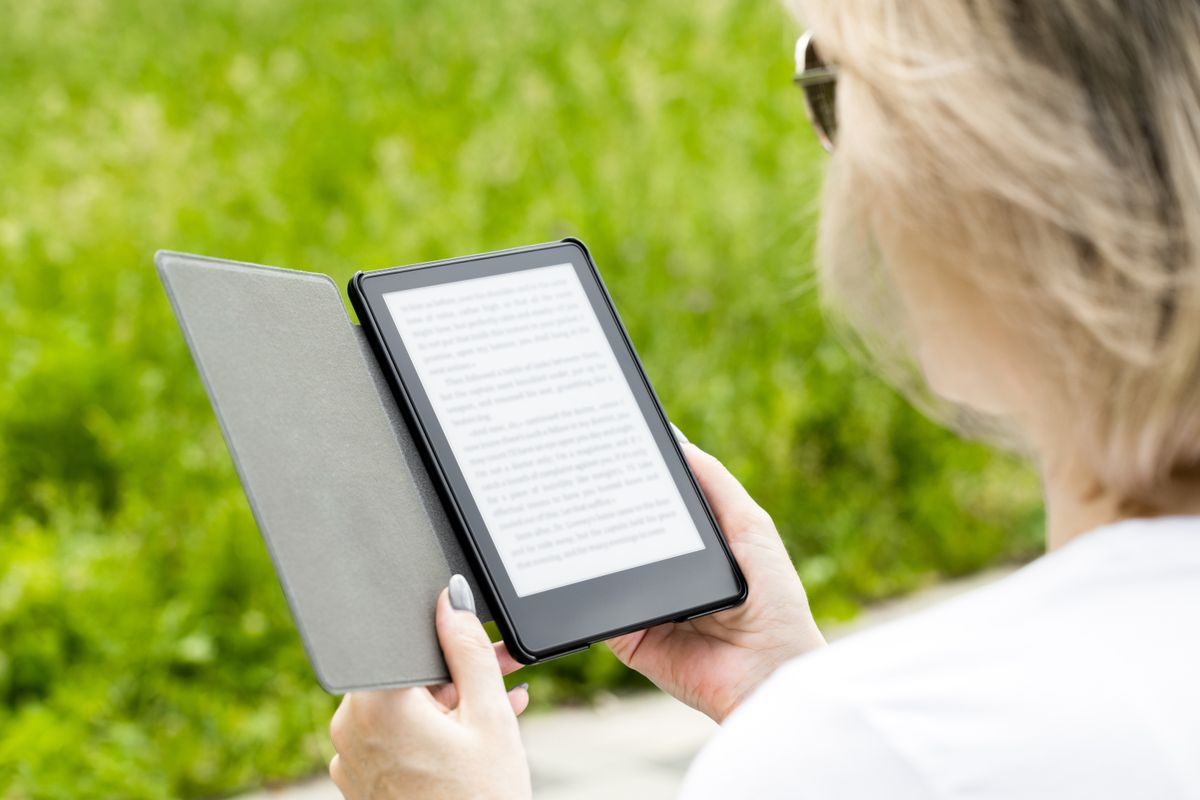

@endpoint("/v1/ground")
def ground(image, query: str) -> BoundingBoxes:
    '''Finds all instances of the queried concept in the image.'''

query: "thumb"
[435,575,510,721]
[681,442,769,532]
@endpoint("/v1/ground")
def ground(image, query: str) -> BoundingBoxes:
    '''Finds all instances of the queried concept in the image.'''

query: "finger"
[507,683,530,716]
[604,629,645,666]
[329,695,352,753]
[341,687,440,742]
[606,623,677,668]
[428,681,456,712]
[669,421,689,444]
[494,640,526,676]
[429,642,524,711]
[680,442,770,534]
[436,576,511,721]
[329,754,350,796]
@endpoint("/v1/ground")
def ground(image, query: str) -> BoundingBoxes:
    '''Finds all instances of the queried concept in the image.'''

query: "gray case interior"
[156,251,493,694]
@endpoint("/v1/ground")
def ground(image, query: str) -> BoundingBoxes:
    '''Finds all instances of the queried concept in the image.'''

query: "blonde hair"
[800,0,1200,504]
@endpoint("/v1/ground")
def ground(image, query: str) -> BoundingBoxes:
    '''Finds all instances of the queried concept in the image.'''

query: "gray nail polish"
[448,573,476,615]
[514,682,529,692]
[669,422,689,445]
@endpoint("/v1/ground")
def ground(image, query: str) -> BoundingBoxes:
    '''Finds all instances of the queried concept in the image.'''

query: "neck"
[1041,453,1200,550]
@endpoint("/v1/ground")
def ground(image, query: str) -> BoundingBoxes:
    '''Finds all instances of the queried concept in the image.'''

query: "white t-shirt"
[681,516,1200,799]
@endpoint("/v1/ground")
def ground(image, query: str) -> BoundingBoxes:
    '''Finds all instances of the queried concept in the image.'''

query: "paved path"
[241,567,1016,800]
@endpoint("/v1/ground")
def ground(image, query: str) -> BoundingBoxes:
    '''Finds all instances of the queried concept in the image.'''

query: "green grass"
[0,1,1044,796]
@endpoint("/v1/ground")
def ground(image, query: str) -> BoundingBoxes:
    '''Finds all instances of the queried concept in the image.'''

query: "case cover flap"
[156,251,493,693]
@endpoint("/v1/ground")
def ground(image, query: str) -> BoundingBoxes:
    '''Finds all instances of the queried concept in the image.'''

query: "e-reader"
[349,239,746,663]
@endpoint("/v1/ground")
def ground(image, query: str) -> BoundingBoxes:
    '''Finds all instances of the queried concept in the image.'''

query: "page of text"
[383,263,704,596]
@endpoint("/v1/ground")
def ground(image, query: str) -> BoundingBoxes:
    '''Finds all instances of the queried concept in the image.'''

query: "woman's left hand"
[329,575,532,800]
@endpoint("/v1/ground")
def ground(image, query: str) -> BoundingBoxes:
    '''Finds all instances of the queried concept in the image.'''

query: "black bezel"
[349,239,746,663]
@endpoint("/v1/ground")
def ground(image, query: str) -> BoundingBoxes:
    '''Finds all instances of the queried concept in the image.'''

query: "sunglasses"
[794,30,838,153]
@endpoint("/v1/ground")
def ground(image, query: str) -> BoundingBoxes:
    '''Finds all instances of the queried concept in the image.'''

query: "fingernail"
[669,422,689,445]
[448,573,476,615]
[513,682,529,692]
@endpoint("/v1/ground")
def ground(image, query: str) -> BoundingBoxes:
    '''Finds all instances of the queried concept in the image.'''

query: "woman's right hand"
[605,442,826,722]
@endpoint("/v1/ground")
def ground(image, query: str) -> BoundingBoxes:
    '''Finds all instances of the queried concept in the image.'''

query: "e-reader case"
[155,251,495,694]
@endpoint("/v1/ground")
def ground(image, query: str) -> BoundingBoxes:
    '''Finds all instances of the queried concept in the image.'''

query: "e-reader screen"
[382,263,706,597]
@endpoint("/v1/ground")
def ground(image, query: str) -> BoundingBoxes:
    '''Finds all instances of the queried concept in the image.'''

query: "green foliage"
[0,0,1043,796]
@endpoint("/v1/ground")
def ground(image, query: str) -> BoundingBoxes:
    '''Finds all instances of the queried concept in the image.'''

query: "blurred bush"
[0,0,1043,796]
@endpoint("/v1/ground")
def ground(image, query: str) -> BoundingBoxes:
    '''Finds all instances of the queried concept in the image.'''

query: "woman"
[327,1,1200,796]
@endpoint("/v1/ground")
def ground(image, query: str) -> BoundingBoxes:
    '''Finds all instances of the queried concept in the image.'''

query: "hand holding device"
[606,440,826,722]
[330,578,532,800]
[496,439,827,722]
